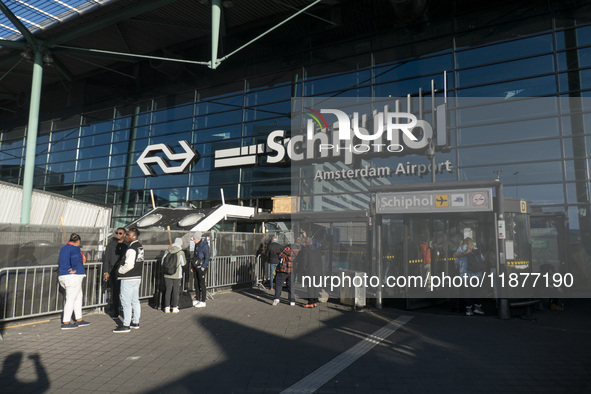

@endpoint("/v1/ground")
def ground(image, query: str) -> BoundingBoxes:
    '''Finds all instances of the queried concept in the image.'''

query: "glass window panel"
[566,182,591,204]
[107,166,127,180]
[196,95,243,116]
[558,69,591,93]
[44,185,74,197]
[374,54,453,84]
[150,132,193,146]
[135,111,153,127]
[565,159,591,181]
[513,184,565,205]
[81,120,113,137]
[457,139,561,166]
[145,174,189,189]
[152,103,194,123]
[196,110,242,129]
[374,74,446,98]
[457,75,557,97]
[245,85,291,106]
[34,135,49,167]
[193,126,241,144]
[458,117,560,146]
[557,47,591,71]
[0,147,24,165]
[457,55,554,88]
[77,156,109,170]
[150,118,193,136]
[456,34,553,69]
[303,70,371,96]
[44,168,74,183]
[47,149,77,165]
[75,168,108,183]
[198,82,244,101]
[78,146,110,161]
[244,101,291,122]
[113,116,131,131]
[563,136,591,158]
[53,116,81,131]
[112,129,130,143]
[456,98,559,126]
[459,161,563,184]
[243,120,290,138]
[50,129,79,152]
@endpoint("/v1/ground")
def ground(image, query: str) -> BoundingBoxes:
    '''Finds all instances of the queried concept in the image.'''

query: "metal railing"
[0,255,264,325]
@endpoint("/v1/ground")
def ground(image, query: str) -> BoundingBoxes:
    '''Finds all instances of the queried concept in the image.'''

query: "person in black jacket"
[299,238,323,308]
[103,228,127,317]
[266,236,282,291]
[191,231,210,308]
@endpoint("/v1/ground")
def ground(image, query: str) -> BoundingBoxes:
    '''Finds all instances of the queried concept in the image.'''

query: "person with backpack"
[272,243,296,306]
[453,237,485,316]
[162,238,186,314]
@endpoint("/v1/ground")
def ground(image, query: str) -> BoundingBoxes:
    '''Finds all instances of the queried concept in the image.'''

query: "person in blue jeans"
[114,228,144,333]
[454,237,485,316]
[266,236,282,291]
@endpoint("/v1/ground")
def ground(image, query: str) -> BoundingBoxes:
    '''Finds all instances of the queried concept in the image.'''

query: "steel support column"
[21,50,44,225]
[211,0,222,69]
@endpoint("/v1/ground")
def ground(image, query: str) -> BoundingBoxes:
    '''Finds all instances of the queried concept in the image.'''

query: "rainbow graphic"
[304,108,329,132]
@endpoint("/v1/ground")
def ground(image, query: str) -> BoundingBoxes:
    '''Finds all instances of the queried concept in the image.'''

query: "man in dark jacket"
[191,231,210,308]
[103,228,127,316]
[300,238,323,308]
[266,236,282,291]
[113,228,143,333]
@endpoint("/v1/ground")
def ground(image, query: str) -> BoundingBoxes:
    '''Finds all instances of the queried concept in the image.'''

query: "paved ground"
[1,289,590,393]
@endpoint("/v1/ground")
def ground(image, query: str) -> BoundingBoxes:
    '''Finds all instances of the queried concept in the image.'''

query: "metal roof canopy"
[0,0,330,225]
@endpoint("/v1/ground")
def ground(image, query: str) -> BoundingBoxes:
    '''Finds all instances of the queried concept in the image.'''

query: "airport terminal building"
[1,1,590,302]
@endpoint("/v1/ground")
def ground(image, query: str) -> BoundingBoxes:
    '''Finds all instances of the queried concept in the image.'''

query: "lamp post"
[426,137,435,183]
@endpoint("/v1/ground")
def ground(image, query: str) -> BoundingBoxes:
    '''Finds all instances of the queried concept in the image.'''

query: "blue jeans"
[269,264,277,287]
[120,279,141,327]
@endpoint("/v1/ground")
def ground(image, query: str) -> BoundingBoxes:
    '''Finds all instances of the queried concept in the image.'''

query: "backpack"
[162,251,178,275]
[466,249,486,273]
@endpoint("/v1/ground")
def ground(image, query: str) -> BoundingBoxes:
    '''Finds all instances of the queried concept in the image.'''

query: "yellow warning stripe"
[506,261,529,266]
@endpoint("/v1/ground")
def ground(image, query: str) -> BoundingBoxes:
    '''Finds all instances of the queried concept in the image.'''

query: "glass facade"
[0,1,590,247]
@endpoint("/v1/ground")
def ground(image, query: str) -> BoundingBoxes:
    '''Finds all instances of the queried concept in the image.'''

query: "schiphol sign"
[136,98,447,176]
[376,188,494,214]
[214,100,447,169]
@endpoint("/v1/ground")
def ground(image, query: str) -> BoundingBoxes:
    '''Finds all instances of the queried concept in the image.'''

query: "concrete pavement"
[1,289,590,393]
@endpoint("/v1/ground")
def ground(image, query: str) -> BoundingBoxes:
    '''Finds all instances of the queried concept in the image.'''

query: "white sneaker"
[466,306,473,316]
[195,301,206,308]
[171,307,179,314]
[272,299,279,306]
[473,304,484,315]
[192,300,199,307]
[290,302,295,306]
[164,307,170,314]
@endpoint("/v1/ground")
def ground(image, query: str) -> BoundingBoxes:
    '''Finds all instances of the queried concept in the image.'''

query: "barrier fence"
[0,255,264,325]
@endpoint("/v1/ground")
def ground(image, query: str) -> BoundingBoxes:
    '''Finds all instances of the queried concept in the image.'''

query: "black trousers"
[164,278,181,308]
[108,269,120,313]
[274,272,295,303]
[193,267,207,302]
